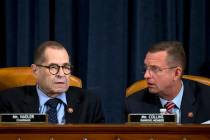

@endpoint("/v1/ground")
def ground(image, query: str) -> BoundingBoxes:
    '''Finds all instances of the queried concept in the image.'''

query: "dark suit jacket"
[0,86,105,124]
[125,79,210,124]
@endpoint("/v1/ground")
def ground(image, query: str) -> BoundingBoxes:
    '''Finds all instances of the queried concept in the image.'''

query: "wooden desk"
[0,124,210,140]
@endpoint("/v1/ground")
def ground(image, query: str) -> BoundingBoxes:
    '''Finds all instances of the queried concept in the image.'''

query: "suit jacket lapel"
[154,95,163,108]
[65,89,82,123]
[154,96,163,112]
[181,80,197,123]
[22,86,40,113]
[147,91,162,113]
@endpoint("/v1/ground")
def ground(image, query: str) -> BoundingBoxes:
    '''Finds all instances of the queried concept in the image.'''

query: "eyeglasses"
[36,64,72,75]
[142,65,177,74]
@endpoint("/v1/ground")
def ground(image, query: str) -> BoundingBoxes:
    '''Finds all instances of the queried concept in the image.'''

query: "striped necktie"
[164,101,175,113]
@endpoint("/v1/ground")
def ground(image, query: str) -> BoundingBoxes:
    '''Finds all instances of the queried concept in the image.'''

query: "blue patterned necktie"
[45,98,61,124]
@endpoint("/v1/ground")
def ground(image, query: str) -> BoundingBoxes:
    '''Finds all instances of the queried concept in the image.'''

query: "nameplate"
[128,113,176,124]
[0,114,47,123]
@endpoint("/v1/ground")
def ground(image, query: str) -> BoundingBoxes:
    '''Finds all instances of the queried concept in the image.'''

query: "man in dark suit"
[0,41,104,124]
[125,41,210,124]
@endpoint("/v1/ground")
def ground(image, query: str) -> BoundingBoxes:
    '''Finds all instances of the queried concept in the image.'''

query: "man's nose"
[57,67,65,76]
[144,69,151,79]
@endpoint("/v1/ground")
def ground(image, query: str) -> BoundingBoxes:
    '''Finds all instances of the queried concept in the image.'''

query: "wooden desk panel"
[0,124,210,140]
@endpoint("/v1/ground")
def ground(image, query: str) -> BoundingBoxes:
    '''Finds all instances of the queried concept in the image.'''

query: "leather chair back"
[126,75,210,97]
[0,67,82,91]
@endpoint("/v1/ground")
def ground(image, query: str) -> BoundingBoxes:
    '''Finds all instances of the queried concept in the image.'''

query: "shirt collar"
[36,85,67,106]
[160,81,184,109]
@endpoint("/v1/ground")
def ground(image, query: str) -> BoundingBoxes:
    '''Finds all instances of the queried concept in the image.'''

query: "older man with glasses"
[0,41,105,124]
[125,41,210,124]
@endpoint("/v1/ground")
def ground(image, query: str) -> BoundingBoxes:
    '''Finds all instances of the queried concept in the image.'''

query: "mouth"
[54,81,67,85]
[146,81,155,88]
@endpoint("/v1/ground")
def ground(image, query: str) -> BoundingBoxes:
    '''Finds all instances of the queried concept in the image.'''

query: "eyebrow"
[144,65,160,67]
[47,63,71,66]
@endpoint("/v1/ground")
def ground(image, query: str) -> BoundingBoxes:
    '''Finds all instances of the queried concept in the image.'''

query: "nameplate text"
[128,113,176,124]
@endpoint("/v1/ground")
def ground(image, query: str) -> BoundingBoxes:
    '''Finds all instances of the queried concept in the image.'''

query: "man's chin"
[53,87,69,93]
[53,84,69,90]
[148,87,159,94]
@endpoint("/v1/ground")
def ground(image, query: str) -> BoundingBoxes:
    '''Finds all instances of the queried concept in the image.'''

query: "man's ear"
[174,66,182,80]
[31,64,38,77]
